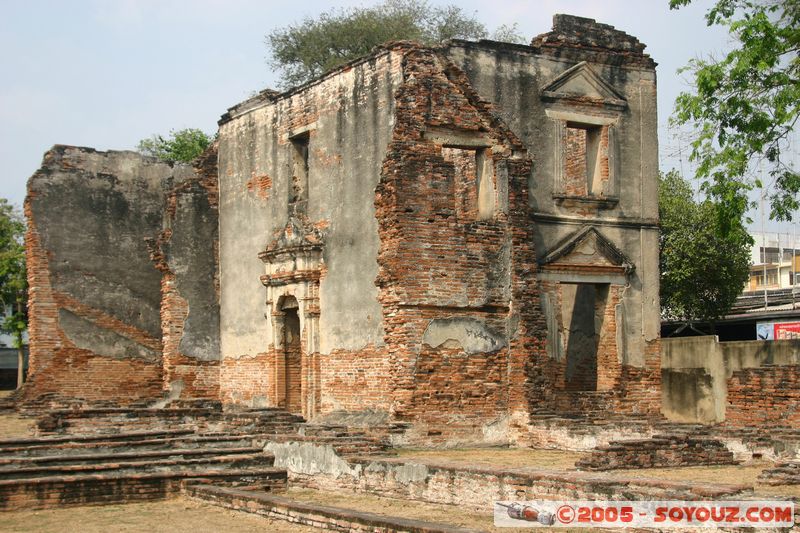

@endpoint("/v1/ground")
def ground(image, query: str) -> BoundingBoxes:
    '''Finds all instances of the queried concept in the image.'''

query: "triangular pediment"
[541,62,627,109]
[542,225,634,273]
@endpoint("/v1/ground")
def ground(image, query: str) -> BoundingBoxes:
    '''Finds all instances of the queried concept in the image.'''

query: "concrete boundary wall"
[661,336,800,424]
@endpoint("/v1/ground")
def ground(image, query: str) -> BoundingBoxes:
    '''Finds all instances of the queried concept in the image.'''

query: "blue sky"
[0,0,794,231]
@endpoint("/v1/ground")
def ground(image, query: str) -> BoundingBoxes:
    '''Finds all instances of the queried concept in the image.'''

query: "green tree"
[670,0,800,224]
[137,128,212,163]
[491,23,527,45]
[0,199,27,388]
[659,170,753,330]
[267,0,521,88]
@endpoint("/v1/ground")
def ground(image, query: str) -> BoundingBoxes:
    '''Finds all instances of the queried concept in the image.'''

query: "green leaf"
[671,0,800,222]
[0,198,27,347]
[137,128,211,163]
[659,170,752,322]
[265,0,506,88]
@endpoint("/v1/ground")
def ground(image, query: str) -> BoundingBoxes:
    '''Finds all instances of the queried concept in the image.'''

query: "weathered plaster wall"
[217,50,403,408]
[150,144,221,399]
[23,146,179,404]
[24,145,220,405]
[661,336,800,424]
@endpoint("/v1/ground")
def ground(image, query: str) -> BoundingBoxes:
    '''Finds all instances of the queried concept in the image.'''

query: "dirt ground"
[285,487,582,533]
[395,447,586,470]
[395,447,799,499]
[0,413,34,440]
[0,499,319,533]
[0,392,34,440]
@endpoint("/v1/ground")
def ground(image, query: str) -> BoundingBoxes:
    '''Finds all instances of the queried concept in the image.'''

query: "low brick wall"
[759,462,800,486]
[297,458,749,506]
[0,473,180,511]
[34,406,305,437]
[0,468,286,511]
[186,484,484,533]
[726,365,800,428]
[661,336,800,425]
[575,434,738,471]
[523,417,658,451]
[0,470,282,511]
[264,441,751,509]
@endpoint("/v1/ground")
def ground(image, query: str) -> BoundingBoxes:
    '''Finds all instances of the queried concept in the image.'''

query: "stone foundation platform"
[574,434,738,471]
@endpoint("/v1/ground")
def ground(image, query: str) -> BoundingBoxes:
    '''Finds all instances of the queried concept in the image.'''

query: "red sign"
[775,322,800,340]
[758,320,800,340]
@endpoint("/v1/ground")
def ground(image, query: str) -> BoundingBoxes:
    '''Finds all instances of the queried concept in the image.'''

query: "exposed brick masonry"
[575,434,738,471]
[725,365,800,428]
[374,46,544,442]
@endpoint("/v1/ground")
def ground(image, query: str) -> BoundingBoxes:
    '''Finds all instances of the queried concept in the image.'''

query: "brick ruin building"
[21,15,663,445]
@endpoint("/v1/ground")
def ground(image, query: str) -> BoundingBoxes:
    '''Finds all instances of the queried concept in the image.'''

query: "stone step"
[36,407,306,436]
[186,484,487,533]
[0,433,258,457]
[576,435,739,471]
[0,468,288,511]
[0,452,270,480]
[758,461,800,485]
[266,434,390,456]
[0,446,267,467]
[0,429,196,453]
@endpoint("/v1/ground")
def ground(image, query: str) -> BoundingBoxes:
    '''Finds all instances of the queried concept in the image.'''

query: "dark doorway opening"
[562,283,608,391]
[281,297,302,414]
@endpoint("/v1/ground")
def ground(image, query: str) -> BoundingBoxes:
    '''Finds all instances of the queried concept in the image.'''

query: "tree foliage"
[266,0,522,88]
[670,0,800,224]
[137,128,212,163]
[0,199,27,387]
[659,170,752,326]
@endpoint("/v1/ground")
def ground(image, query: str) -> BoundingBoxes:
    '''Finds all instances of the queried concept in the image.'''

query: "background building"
[0,305,28,390]
[747,230,800,292]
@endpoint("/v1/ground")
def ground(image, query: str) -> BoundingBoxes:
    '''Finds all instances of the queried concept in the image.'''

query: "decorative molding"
[259,215,326,420]
[552,194,619,209]
[541,224,635,275]
[541,61,628,110]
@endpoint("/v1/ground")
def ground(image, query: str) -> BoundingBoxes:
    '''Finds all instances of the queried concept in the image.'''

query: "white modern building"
[747,231,800,292]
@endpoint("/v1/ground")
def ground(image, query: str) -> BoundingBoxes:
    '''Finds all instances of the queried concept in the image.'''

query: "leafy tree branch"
[670,0,800,223]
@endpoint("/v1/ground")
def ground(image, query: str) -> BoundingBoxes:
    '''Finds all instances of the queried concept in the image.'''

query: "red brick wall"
[563,124,610,198]
[158,271,220,399]
[725,365,800,427]
[321,345,391,412]
[565,126,589,196]
[220,352,276,406]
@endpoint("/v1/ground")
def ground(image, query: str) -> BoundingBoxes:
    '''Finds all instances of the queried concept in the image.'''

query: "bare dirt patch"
[610,463,766,485]
[285,486,564,533]
[2,498,319,533]
[0,411,34,439]
[394,447,586,470]
[608,462,800,499]
[394,448,800,500]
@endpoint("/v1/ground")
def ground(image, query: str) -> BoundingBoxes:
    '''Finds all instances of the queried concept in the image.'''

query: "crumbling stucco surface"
[22,14,669,444]
[24,145,220,404]
[217,50,403,412]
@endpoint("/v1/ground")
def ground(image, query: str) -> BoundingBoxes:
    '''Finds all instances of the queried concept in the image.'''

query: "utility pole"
[794,221,798,309]
[761,188,768,309]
